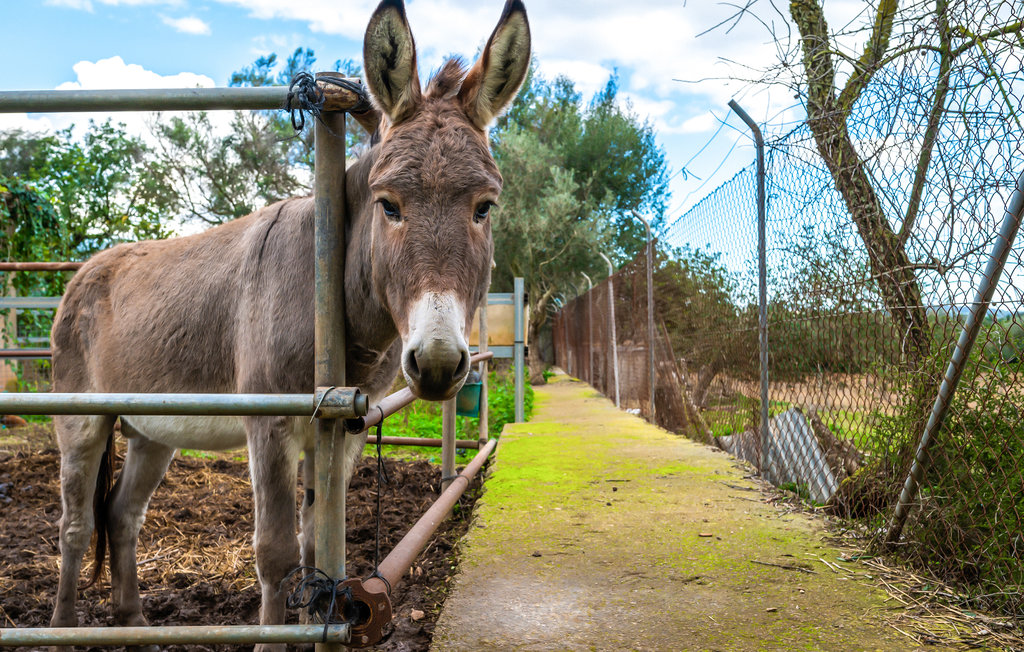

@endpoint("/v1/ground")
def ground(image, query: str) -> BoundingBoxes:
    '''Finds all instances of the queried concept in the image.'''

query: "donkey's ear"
[363,0,422,124]
[458,0,531,130]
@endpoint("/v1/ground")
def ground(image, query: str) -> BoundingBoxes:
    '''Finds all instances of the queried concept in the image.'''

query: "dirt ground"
[0,425,481,651]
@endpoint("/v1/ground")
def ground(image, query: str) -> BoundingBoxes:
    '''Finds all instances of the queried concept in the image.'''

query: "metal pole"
[728,99,769,475]
[0,262,83,271]
[0,390,365,417]
[513,277,526,422]
[364,438,497,597]
[0,84,363,113]
[478,301,489,446]
[313,82,347,652]
[886,168,1024,544]
[441,399,457,492]
[599,253,621,408]
[0,624,349,647]
[630,211,656,422]
[581,272,594,387]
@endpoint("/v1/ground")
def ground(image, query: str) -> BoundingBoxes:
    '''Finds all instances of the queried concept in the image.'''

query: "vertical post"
[599,253,620,408]
[514,277,525,423]
[581,272,594,387]
[886,168,1024,544]
[478,301,489,445]
[630,211,656,422]
[441,398,456,492]
[313,82,346,652]
[728,99,768,475]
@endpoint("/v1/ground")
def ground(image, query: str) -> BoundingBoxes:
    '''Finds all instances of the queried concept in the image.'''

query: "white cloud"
[55,56,215,91]
[1,57,220,141]
[161,15,212,35]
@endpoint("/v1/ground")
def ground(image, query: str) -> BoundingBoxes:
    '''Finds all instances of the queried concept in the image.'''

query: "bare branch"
[836,0,899,112]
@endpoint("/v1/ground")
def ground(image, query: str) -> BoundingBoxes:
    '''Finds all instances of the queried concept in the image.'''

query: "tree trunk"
[791,0,933,372]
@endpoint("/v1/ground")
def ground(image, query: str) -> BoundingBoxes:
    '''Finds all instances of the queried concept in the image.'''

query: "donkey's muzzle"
[403,339,470,401]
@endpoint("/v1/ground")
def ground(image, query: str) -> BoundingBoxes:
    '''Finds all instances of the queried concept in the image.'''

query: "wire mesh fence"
[555,44,1024,621]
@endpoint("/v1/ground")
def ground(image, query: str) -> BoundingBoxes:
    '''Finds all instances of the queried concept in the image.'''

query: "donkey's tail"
[81,426,115,589]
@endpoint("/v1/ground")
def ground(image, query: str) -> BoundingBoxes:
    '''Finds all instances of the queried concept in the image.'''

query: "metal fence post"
[581,272,594,386]
[630,211,656,423]
[514,277,525,422]
[478,301,489,446]
[728,99,769,475]
[441,399,457,492]
[313,80,347,652]
[599,253,620,408]
[886,169,1024,544]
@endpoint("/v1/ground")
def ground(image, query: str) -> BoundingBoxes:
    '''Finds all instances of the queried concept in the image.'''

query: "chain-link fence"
[554,51,1024,623]
[552,249,704,439]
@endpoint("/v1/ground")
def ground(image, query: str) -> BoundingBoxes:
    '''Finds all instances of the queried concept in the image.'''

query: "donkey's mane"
[425,58,468,100]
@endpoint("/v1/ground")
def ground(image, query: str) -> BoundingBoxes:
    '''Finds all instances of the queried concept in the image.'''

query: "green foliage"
[489,63,670,337]
[1,122,175,256]
[863,347,1024,610]
[371,369,534,461]
[1,122,179,387]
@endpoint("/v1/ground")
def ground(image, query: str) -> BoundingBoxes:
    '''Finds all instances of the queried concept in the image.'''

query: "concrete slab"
[431,374,947,651]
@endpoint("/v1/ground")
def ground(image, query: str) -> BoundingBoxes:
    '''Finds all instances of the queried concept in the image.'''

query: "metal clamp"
[312,387,369,421]
[335,578,393,648]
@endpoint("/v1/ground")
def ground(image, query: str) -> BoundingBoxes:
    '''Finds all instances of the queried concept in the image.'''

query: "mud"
[0,434,479,652]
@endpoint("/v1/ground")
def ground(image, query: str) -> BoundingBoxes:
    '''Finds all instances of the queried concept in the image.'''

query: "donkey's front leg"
[246,416,301,652]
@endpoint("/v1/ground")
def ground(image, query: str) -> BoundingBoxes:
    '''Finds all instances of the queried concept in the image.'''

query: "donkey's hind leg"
[51,414,116,628]
[106,422,175,629]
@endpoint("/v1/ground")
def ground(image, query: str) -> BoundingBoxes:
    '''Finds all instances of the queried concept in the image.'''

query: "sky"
[0,0,867,226]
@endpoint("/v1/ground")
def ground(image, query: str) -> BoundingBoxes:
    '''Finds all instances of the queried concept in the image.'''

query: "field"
[0,425,480,651]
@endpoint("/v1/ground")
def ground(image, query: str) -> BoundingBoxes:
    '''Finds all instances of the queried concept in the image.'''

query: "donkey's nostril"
[454,350,469,380]
[404,347,421,380]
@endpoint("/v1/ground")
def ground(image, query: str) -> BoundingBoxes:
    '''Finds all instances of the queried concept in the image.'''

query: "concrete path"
[431,374,942,651]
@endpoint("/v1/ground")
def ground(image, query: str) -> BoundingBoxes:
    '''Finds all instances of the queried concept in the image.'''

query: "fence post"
[581,272,594,386]
[630,211,656,422]
[885,169,1024,544]
[514,277,525,422]
[478,301,489,446]
[599,252,620,408]
[728,99,768,476]
[312,77,347,652]
[441,398,456,492]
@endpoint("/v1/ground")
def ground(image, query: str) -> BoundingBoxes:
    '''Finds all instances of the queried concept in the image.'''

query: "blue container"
[456,371,482,417]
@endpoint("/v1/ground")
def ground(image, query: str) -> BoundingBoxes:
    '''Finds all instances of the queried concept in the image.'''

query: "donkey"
[47,0,530,646]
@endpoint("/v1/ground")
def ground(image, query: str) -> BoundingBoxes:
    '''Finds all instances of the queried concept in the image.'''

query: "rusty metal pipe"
[0,348,52,359]
[345,352,494,433]
[0,624,349,646]
[0,262,83,271]
[366,437,496,595]
[367,435,480,449]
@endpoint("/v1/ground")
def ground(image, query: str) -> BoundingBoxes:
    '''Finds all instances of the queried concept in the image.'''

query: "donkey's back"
[52,196,317,397]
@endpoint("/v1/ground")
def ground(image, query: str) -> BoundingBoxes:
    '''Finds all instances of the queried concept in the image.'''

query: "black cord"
[284,566,353,642]
[285,72,373,132]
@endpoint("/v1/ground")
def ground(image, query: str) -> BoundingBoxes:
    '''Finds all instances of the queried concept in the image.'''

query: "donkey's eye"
[474,201,494,223]
[379,199,401,221]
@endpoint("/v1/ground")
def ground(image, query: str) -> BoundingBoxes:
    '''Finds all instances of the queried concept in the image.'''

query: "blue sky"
[1,1,863,225]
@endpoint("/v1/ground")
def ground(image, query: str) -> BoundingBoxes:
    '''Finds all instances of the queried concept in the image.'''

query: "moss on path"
[432,375,949,651]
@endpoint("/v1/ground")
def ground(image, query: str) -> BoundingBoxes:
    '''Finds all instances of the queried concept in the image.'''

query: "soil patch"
[0,435,480,651]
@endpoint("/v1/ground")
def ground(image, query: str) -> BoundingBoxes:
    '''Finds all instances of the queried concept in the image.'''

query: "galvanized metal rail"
[0,624,350,647]
[0,388,367,419]
[0,83,363,114]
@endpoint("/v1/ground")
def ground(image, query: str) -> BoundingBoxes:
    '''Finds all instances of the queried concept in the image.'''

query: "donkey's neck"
[343,145,403,393]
